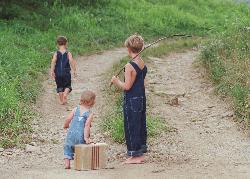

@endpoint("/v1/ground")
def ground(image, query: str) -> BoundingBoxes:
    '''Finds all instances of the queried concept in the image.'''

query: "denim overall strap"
[74,105,81,120]
[129,61,142,74]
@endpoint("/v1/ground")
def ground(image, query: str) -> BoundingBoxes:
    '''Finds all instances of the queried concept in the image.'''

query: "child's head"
[57,36,68,48]
[80,90,96,107]
[124,34,144,55]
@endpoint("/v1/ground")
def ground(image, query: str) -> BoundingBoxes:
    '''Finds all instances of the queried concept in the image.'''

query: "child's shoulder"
[125,62,134,69]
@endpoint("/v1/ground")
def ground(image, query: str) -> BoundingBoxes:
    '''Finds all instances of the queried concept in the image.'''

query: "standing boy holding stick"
[111,34,147,164]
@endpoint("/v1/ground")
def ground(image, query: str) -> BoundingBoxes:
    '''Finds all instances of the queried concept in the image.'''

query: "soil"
[1,48,250,179]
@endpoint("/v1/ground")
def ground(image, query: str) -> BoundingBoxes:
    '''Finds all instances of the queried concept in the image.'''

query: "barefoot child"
[63,90,96,169]
[50,36,77,105]
[111,34,147,164]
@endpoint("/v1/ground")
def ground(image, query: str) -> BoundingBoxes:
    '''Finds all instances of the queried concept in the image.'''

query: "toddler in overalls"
[50,36,77,105]
[111,34,147,164]
[63,90,96,169]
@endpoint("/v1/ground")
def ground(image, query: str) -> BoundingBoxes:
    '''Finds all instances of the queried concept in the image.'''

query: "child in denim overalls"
[63,90,96,169]
[50,36,77,105]
[111,34,147,164]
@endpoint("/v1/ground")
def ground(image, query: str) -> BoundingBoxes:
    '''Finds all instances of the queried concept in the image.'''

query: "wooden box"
[74,143,108,170]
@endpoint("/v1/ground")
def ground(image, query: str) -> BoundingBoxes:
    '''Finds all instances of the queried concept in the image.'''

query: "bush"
[201,24,250,121]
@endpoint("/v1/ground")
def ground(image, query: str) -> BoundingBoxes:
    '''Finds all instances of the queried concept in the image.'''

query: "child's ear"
[127,48,132,55]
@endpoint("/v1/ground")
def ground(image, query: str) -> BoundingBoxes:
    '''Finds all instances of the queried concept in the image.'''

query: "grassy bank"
[200,24,250,121]
[103,38,201,143]
[0,0,249,147]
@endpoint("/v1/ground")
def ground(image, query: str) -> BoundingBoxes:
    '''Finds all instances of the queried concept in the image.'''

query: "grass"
[103,38,201,143]
[102,91,168,143]
[200,24,250,121]
[0,0,249,147]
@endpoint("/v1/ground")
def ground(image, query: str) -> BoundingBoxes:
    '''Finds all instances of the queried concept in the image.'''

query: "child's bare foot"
[123,156,145,164]
[64,159,70,169]
[63,95,68,105]
[59,92,64,105]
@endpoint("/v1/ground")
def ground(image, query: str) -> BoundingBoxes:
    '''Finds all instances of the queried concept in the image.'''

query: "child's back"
[54,50,71,78]
[50,36,76,105]
[124,61,147,98]
[63,90,95,169]
[64,106,90,146]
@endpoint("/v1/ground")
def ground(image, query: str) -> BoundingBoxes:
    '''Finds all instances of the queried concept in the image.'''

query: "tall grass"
[0,0,249,147]
[200,23,250,121]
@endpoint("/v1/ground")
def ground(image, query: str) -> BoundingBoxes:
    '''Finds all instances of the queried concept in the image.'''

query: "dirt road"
[1,48,250,179]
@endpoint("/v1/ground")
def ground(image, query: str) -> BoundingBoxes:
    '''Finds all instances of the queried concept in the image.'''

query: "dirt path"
[1,48,250,179]
[146,50,250,178]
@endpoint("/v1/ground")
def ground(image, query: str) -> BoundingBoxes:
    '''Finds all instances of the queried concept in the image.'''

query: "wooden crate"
[74,143,108,170]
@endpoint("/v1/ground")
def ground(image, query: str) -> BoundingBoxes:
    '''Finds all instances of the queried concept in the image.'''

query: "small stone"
[222,112,234,118]
[0,148,4,152]
[32,134,38,139]
[208,105,215,108]
[6,151,12,155]
[25,144,40,153]
[30,142,37,146]
[169,97,179,106]
[152,169,165,173]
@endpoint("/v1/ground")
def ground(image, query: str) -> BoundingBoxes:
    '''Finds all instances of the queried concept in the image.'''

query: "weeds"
[200,24,250,121]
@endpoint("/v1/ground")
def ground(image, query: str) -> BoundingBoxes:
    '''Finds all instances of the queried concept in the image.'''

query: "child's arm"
[63,108,76,129]
[111,64,135,90]
[68,52,77,78]
[84,113,94,144]
[50,53,57,79]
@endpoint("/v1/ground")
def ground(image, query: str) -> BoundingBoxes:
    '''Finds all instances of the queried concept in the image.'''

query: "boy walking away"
[50,36,77,105]
[111,34,147,164]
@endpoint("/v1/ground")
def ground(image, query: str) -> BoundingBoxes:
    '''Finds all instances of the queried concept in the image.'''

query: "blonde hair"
[124,34,144,53]
[80,90,96,106]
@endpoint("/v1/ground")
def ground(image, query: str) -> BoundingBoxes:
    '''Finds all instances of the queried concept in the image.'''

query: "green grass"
[102,94,167,143]
[200,24,250,121]
[0,0,249,147]
[103,38,200,143]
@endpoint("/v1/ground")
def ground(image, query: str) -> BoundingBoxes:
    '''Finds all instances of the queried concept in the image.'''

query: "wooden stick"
[110,34,192,87]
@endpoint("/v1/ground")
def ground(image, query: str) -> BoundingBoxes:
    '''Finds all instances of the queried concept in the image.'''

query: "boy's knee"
[57,87,64,93]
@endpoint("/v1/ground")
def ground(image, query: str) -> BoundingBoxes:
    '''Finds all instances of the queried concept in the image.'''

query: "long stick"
[110,34,191,87]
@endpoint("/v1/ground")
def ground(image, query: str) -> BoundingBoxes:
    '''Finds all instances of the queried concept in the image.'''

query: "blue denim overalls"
[64,106,90,160]
[124,61,147,157]
[55,51,72,93]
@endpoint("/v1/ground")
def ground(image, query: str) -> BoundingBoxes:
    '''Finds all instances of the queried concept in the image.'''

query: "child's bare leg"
[63,88,70,104]
[59,92,64,105]
[64,158,70,169]
[123,155,145,164]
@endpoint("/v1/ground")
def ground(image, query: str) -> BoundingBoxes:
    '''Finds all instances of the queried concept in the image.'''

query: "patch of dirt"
[1,48,250,179]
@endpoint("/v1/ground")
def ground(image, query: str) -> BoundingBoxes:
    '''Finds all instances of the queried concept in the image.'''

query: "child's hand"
[73,72,77,78]
[84,138,92,144]
[111,76,119,84]
[51,71,55,79]
[63,123,69,129]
